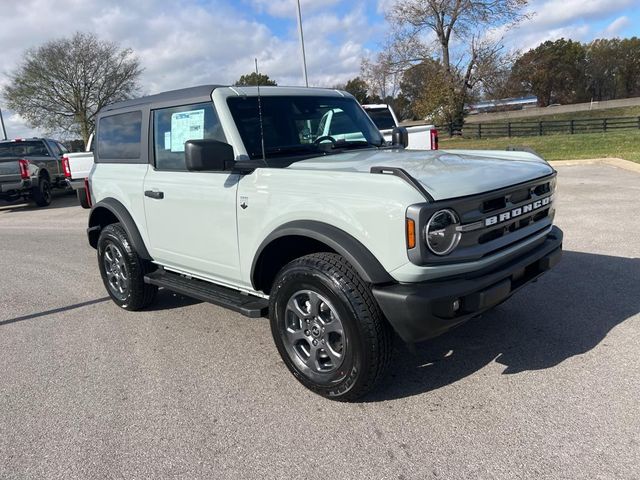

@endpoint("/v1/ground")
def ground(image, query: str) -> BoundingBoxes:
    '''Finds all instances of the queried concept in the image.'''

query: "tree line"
[348,36,640,124]
[507,37,640,107]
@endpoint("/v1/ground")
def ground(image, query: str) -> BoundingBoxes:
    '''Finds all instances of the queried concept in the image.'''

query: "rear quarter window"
[97,111,142,161]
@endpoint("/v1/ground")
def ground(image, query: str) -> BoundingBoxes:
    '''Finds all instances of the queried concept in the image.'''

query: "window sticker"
[170,109,205,152]
[164,131,171,150]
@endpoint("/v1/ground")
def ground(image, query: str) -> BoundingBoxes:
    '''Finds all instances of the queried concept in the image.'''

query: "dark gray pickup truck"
[0,138,69,206]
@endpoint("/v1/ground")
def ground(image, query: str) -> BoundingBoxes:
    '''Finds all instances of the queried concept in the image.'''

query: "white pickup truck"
[362,104,438,150]
[62,134,93,207]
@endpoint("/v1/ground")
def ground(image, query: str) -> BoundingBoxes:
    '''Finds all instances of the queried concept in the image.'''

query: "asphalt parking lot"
[1,163,639,480]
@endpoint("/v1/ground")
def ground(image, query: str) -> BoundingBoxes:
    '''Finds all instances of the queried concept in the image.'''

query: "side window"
[29,141,50,156]
[97,111,142,160]
[57,142,69,154]
[153,102,226,171]
[328,111,359,135]
[47,141,61,157]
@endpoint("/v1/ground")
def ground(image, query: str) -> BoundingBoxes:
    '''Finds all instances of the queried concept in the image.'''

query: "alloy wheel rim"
[43,182,51,202]
[103,243,129,300]
[282,290,346,374]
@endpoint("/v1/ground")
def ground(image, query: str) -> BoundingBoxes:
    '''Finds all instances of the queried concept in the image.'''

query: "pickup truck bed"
[64,151,94,182]
[62,134,94,208]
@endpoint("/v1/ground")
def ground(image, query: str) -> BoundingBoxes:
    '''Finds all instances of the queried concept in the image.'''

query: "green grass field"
[440,129,640,162]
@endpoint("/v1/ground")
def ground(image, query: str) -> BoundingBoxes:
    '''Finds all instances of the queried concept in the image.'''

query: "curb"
[549,158,640,174]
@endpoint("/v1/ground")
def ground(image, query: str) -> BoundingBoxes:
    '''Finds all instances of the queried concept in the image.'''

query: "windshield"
[0,141,50,158]
[227,96,384,164]
[364,107,397,131]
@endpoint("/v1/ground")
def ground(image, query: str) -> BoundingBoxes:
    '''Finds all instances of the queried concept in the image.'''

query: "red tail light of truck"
[18,159,29,179]
[61,155,71,178]
[83,177,92,207]
[430,129,439,150]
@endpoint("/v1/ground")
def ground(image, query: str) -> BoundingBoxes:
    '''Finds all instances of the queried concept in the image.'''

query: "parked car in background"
[362,104,438,150]
[0,138,69,206]
[62,134,94,208]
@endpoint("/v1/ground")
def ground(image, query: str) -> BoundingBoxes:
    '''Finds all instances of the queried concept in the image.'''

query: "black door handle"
[144,190,164,200]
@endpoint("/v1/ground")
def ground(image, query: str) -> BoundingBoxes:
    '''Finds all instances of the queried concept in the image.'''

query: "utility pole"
[0,106,7,140]
[296,0,309,87]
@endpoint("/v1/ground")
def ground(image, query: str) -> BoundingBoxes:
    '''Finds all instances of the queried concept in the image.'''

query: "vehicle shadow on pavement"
[0,191,78,212]
[144,289,203,311]
[0,290,201,327]
[366,250,640,402]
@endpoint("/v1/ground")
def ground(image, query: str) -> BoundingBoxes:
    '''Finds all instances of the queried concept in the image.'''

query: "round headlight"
[425,209,461,255]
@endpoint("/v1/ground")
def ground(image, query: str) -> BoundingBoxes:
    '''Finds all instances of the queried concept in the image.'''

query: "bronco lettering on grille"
[485,196,552,227]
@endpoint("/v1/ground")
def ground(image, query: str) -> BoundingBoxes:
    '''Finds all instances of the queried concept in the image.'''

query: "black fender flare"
[251,220,395,288]
[87,197,152,261]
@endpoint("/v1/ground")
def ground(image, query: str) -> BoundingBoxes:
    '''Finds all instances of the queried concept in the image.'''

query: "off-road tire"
[97,223,157,310]
[269,253,393,401]
[77,188,90,209]
[32,177,52,207]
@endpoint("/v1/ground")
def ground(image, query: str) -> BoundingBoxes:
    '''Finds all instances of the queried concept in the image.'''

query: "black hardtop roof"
[101,84,349,114]
[102,84,223,112]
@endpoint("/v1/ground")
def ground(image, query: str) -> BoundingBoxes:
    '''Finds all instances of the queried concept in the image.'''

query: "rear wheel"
[269,253,393,401]
[76,188,90,208]
[32,177,52,207]
[97,223,157,310]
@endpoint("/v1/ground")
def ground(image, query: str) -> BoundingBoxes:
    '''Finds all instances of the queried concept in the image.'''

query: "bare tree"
[361,51,402,101]
[3,32,142,145]
[361,38,433,102]
[385,0,529,122]
[389,0,528,72]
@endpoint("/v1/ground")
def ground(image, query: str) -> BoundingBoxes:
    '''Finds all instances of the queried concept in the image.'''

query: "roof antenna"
[255,58,267,166]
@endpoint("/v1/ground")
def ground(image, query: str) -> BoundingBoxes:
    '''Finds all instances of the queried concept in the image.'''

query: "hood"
[287,148,554,201]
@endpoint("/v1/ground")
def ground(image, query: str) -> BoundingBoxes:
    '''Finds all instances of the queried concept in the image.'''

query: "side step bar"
[144,269,269,318]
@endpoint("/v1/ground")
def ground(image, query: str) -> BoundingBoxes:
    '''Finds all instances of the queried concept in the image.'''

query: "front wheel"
[269,253,393,401]
[97,223,157,310]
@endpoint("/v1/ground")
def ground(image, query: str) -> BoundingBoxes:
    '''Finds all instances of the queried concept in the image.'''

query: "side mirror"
[391,127,409,149]
[185,139,235,172]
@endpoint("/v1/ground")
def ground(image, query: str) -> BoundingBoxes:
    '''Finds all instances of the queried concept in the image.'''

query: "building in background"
[466,95,539,115]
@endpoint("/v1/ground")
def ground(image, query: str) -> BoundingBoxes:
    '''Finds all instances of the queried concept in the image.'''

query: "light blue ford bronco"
[86,85,563,400]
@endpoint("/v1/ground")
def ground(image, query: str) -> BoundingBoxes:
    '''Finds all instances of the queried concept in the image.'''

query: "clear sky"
[1,0,638,137]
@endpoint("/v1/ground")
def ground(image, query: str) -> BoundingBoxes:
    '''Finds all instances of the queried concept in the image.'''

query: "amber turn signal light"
[406,218,416,249]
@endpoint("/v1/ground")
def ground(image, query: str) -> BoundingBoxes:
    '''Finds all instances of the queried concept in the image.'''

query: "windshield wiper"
[258,140,381,158]
[331,140,382,150]
[261,144,322,158]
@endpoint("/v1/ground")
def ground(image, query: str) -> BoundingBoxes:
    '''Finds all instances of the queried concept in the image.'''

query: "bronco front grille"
[478,208,550,245]
[482,181,551,214]
[406,173,557,266]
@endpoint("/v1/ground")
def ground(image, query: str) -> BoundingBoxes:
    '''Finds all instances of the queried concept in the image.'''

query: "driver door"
[143,101,241,285]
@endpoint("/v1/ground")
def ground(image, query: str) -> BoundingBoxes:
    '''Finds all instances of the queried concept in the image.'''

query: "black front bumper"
[372,226,563,343]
